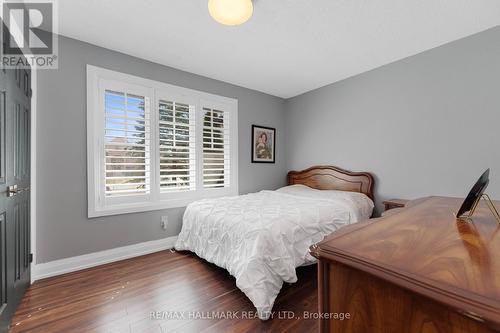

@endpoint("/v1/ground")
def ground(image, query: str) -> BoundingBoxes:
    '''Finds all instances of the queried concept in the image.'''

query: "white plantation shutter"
[87,66,238,217]
[104,90,151,197]
[158,100,196,192]
[202,107,230,188]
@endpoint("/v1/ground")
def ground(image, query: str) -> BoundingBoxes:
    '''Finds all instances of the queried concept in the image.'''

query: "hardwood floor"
[10,250,318,333]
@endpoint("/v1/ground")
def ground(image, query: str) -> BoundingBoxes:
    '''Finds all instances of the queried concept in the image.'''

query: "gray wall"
[36,36,287,263]
[286,26,500,213]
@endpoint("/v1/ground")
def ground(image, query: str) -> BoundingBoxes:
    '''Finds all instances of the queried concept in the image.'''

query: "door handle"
[18,186,30,194]
[7,185,17,197]
[5,185,29,197]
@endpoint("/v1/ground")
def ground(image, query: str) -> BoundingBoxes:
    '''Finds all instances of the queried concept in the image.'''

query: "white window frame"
[87,65,238,218]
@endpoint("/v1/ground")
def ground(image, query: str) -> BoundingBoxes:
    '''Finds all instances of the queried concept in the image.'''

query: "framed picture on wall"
[252,125,276,163]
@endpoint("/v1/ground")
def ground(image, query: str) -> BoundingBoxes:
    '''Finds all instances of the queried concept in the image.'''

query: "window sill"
[88,189,238,218]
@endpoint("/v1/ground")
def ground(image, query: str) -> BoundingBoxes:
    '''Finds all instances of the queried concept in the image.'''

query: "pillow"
[276,184,374,220]
[275,184,317,196]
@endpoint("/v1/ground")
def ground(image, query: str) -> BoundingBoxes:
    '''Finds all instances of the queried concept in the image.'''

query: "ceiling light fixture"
[208,0,253,26]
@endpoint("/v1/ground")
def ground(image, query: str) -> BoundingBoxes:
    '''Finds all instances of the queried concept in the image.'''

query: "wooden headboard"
[287,165,375,200]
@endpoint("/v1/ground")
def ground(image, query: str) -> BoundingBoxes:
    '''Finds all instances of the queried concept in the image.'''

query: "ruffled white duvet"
[174,186,373,320]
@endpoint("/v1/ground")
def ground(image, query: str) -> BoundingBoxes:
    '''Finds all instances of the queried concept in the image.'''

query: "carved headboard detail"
[287,165,375,200]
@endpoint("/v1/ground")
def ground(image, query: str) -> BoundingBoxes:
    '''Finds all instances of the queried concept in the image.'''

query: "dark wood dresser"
[311,196,500,333]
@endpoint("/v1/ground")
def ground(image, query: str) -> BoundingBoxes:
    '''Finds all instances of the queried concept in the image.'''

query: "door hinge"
[29,253,33,263]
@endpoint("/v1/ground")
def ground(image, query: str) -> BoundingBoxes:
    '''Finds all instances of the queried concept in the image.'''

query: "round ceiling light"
[208,0,253,26]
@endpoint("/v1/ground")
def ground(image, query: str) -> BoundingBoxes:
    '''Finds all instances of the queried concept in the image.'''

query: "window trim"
[87,65,238,218]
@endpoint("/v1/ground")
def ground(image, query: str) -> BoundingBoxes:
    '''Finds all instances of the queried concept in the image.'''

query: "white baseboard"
[31,236,178,282]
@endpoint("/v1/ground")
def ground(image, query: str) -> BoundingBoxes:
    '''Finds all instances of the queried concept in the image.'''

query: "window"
[87,65,238,217]
[158,99,196,193]
[202,106,230,188]
[104,91,151,198]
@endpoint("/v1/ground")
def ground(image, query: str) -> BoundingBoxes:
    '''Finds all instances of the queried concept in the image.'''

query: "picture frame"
[456,168,490,219]
[251,125,276,163]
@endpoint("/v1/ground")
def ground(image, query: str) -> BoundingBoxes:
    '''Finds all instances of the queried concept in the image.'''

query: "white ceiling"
[59,0,500,98]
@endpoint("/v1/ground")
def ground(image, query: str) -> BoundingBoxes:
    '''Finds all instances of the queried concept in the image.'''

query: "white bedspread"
[174,187,373,320]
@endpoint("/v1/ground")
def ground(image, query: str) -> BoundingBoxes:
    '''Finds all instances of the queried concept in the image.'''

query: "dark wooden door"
[0,64,31,332]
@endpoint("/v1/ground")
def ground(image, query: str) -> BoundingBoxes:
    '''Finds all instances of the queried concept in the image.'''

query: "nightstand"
[383,199,409,212]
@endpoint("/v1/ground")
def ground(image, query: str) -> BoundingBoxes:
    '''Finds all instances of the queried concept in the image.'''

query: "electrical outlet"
[161,216,169,231]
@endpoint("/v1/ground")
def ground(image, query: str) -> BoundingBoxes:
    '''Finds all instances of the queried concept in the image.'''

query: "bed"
[174,165,375,320]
